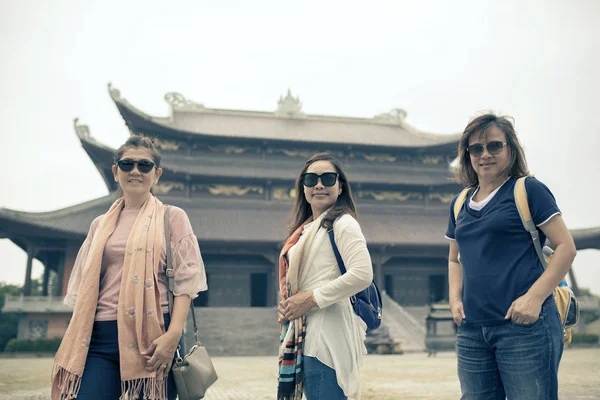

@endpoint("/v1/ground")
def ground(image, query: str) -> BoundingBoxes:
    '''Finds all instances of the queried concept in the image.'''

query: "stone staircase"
[183,296,430,357]
[403,305,432,329]
[183,307,280,357]
[377,292,427,353]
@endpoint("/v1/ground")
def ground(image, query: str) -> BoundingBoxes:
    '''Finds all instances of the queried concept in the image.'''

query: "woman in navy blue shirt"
[446,113,576,400]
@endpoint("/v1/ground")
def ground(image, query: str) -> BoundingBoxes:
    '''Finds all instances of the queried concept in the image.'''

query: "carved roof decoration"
[164,92,206,112]
[73,118,93,141]
[108,83,461,148]
[373,108,408,125]
[275,89,304,118]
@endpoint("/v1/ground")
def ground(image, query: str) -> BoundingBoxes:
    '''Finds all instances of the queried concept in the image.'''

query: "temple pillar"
[23,244,36,296]
[42,262,50,296]
[54,251,66,297]
[375,261,383,290]
[568,268,580,297]
[372,252,390,291]
[263,253,279,307]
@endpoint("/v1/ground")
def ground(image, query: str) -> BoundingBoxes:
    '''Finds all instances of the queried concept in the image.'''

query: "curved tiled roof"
[2,196,598,250]
[108,84,461,149]
[0,195,450,247]
[75,130,458,189]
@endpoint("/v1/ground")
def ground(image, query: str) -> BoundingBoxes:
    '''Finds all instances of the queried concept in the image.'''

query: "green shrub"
[4,338,62,352]
[571,333,599,344]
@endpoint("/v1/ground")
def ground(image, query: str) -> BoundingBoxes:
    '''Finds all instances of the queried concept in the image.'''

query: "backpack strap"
[514,176,548,269]
[453,187,472,222]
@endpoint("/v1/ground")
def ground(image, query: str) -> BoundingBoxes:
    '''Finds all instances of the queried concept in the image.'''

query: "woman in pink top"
[51,135,207,400]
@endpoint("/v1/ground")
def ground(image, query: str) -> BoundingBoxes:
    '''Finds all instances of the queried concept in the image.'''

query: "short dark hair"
[287,152,358,237]
[113,134,162,167]
[453,113,529,186]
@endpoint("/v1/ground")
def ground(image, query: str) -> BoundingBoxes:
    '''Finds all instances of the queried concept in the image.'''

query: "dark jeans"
[77,313,177,400]
[303,356,347,400]
[456,297,564,400]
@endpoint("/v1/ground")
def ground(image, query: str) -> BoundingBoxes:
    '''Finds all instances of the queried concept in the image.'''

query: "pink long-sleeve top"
[65,206,208,321]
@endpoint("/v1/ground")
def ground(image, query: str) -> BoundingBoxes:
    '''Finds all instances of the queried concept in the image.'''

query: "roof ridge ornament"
[108,82,121,100]
[276,88,304,118]
[373,108,408,125]
[164,92,205,112]
[73,118,93,141]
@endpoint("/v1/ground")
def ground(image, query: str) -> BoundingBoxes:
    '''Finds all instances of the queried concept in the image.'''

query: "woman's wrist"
[165,325,183,337]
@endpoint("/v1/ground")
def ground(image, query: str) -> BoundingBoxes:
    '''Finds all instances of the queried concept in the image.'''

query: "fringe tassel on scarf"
[121,376,167,400]
[51,366,82,400]
[277,316,306,400]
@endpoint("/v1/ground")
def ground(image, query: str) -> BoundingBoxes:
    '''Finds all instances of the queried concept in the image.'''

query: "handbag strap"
[164,205,201,346]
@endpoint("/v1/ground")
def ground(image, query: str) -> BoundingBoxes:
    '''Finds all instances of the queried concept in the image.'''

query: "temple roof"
[108,84,461,150]
[0,195,451,249]
[2,197,599,253]
[74,120,459,191]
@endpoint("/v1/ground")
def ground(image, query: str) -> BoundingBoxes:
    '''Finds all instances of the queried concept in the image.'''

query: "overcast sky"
[1,0,599,295]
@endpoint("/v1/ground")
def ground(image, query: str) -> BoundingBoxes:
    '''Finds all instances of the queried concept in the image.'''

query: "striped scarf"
[278,316,307,400]
[277,222,308,400]
[277,214,324,400]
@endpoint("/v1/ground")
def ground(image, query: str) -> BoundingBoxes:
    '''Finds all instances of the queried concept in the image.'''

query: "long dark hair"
[453,113,530,186]
[113,134,162,196]
[287,152,358,237]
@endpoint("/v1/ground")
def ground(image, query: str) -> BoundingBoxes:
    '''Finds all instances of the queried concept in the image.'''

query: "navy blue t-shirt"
[445,176,560,326]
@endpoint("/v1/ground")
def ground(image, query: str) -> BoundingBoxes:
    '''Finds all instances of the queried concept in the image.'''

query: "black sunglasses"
[117,159,156,174]
[466,141,507,157]
[301,172,339,187]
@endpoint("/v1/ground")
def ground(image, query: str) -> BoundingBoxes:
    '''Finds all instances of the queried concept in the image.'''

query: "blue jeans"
[456,297,564,400]
[77,314,178,400]
[303,356,347,400]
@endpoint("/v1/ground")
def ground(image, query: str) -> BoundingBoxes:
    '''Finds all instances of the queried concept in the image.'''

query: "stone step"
[379,292,426,352]
[183,297,430,357]
[183,307,280,357]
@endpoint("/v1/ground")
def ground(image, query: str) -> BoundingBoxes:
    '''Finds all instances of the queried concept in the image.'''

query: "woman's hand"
[141,330,180,375]
[450,299,466,326]
[505,293,543,324]
[277,303,288,323]
[279,291,316,321]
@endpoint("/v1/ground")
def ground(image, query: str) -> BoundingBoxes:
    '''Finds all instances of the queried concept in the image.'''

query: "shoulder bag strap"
[164,205,201,346]
[327,229,347,274]
[453,187,472,221]
[514,176,548,269]
[328,228,359,303]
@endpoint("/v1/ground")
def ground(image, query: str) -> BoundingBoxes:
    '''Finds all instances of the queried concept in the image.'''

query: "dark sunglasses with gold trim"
[466,141,507,157]
[301,172,339,187]
[117,159,156,174]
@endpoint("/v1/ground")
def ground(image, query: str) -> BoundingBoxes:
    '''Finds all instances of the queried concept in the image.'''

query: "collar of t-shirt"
[469,177,511,211]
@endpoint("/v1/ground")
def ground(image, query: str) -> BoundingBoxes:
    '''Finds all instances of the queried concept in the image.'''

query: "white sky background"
[0,0,599,294]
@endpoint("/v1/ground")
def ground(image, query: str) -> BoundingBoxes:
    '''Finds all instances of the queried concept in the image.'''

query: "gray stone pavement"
[1,348,599,399]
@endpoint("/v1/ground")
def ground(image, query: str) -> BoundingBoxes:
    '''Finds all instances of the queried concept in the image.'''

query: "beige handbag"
[165,206,218,399]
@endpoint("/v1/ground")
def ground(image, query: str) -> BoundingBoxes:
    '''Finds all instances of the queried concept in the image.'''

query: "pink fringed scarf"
[51,196,168,399]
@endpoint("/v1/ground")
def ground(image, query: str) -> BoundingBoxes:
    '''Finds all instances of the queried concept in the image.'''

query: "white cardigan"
[288,214,373,397]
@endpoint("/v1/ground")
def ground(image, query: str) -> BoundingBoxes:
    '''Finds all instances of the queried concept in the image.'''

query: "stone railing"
[2,295,72,313]
[578,296,600,312]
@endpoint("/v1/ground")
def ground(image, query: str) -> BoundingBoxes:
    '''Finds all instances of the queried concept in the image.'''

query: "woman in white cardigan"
[277,152,373,400]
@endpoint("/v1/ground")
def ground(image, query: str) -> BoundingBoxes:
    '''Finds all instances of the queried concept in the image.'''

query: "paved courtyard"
[0,348,598,399]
